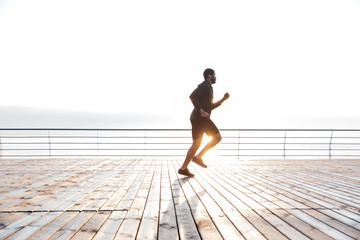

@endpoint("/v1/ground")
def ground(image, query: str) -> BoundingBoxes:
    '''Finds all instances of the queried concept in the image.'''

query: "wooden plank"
[258,171,360,220]
[296,170,360,194]
[168,160,201,240]
[68,166,130,211]
[214,164,335,240]
[245,186,336,240]
[100,161,147,211]
[204,166,309,240]
[48,211,95,240]
[27,212,79,240]
[96,160,152,239]
[0,173,53,199]
[318,209,360,231]
[302,209,360,239]
[0,212,29,230]
[29,161,118,213]
[0,212,43,239]
[52,171,116,211]
[184,161,287,240]
[70,159,142,211]
[137,162,161,240]
[276,171,360,207]
[92,210,127,240]
[289,209,354,240]
[321,169,360,182]
[114,164,155,239]
[0,159,96,204]
[71,211,111,239]
[158,159,179,240]
[85,166,139,211]
[173,159,246,240]
[216,162,358,240]
[35,173,107,212]
[1,160,109,213]
[0,172,63,202]
[6,212,62,240]
[28,172,101,211]
[170,161,231,239]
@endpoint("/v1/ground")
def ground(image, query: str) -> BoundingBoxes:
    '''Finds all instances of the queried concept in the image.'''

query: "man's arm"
[212,92,230,110]
[189,84,207,111]
[199,108,210,118]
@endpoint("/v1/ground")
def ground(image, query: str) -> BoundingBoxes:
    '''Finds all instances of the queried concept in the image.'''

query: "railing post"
[96,129,99,158]
[47,129,51,158]
[237,130,241,159]
[145,129,147,157]
[329,130,333,159]
[0,135,2,160]
[283,130,287,159]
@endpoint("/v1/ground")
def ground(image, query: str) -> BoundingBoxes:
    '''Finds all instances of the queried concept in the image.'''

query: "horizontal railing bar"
[240,143,360,145]
[0,142,191,145]
[1,128,360,131]
[2,142,360,145]
[1,149,187,151]
[238,137,360,139]
[230,137,360,139]
[1,136,360,139]
[0,156,171,158]
[3,148,359,151]
[3,154,359,157]
[219,149,360,151]
[218,155,360,157]
[0,136,192,139]
[0,128,191,131]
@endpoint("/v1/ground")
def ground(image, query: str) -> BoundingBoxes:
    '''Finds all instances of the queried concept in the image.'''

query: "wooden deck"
[0,158,359,240]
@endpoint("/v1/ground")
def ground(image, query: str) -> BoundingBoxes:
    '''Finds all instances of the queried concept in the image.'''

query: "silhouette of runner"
[178,68,229,177]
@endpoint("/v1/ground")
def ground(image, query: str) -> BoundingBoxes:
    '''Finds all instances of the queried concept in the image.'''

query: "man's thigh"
[191,119,205,140]
[203,118,220,138]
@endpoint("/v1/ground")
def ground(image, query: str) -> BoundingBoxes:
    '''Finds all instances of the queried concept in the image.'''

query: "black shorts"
[191,118,219,140]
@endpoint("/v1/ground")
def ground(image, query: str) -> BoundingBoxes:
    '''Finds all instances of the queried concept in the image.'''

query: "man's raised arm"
[212,92,230,110]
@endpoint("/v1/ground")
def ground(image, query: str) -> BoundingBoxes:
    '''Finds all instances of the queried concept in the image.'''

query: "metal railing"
[0,128,360,159]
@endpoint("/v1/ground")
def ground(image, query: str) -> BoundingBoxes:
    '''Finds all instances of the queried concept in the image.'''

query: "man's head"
[203,68,216,84]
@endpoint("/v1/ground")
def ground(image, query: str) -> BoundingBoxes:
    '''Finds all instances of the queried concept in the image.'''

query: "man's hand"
[223,92,230,101]
[200,108,210,118]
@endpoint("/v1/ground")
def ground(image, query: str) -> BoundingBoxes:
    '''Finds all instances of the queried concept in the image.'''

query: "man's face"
[210,73,216,84]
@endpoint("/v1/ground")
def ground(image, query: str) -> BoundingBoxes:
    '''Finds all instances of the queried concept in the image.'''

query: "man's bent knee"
[214,133,222,143]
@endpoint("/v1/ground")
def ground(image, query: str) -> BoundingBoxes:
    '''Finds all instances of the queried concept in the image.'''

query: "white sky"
[0,0,360,128]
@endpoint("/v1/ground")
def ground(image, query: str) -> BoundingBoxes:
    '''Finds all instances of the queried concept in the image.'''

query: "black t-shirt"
[189,81,221,120]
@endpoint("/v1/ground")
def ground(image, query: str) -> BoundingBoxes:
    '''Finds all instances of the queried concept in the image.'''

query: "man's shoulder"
[197,81,211,89]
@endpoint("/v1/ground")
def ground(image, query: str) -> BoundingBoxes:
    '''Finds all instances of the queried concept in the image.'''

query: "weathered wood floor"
[0,158,359,240]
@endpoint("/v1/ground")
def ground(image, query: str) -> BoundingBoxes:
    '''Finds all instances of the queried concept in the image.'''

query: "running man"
[178,68,229,177]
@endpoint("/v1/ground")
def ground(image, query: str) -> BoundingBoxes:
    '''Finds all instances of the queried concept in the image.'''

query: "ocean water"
[0,129,360,159]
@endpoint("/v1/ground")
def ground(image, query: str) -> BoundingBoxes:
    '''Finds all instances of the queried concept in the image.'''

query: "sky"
[0,0,360,129]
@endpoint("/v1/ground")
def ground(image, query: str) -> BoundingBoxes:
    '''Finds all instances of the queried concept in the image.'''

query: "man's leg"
[195,132,222,159]
[180,138,202,171]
